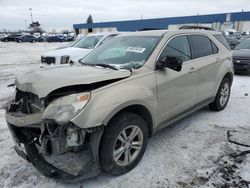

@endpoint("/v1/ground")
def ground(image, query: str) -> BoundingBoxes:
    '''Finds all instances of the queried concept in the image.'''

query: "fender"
[71,71,158,129]
[213,57,234,96]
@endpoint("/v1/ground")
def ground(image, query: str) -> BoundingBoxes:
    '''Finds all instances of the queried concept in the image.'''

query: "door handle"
[189,67,196,73]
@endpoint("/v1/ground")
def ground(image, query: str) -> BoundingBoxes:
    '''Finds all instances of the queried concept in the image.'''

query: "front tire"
[209,78,231,111]
[99,112,148,176]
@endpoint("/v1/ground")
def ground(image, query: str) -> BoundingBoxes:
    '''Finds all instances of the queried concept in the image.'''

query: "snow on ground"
[0,42,250,188]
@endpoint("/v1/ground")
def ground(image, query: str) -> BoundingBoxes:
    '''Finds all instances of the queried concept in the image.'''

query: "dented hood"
[15,65,131,98]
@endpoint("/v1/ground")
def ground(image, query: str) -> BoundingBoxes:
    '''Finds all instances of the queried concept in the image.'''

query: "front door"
[155,35,198,125]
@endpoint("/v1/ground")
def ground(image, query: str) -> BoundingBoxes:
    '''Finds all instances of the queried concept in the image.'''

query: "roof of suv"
[121,29,221,37]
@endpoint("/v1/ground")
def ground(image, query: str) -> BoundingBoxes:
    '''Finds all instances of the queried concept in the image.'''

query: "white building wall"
[240,21,250,32]
[220,22,234,31]
[79,29,88,35]
[78,27,117,35]
[168,24,179,30]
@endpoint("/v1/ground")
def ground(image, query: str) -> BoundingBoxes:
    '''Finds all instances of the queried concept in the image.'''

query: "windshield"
[80,36,161,69]
[73,35,103,49]
[235,39,250,50]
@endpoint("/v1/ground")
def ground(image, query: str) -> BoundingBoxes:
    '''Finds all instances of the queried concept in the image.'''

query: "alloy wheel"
[220,82,229,107]
[113,125,143,166]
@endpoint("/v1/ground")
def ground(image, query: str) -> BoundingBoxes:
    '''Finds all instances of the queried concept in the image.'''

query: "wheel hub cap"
[113,125,143,166]
[220,83,229,106]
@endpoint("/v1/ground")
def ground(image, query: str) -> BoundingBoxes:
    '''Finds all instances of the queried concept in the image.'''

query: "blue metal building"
[73,11,250,34]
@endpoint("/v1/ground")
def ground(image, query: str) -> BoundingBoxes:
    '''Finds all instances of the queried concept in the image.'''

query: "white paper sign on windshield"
[126,47,146,53]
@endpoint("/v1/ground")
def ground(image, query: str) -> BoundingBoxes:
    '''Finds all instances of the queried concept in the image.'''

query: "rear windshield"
[213,34,231,50]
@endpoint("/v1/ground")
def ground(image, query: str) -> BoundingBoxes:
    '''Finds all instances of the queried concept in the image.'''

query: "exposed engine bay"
[39,122,86,156]
[6,88,104,181]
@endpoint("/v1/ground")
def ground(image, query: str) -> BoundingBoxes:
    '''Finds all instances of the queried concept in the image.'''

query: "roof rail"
[179,25,215,31]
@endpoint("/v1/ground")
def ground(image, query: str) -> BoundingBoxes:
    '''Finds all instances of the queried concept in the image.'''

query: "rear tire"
[99,112,148,176]
[209,78,231,111]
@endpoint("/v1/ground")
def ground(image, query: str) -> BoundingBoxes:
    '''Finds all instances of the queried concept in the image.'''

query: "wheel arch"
[103,104,154,137]
[213,70,234,97]
[223,72,233,86]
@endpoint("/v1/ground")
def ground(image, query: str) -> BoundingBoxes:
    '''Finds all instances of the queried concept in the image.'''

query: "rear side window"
[211,41,219,54]
[213,34,231,50]
[159,35,192,62]
[189,35,214,59]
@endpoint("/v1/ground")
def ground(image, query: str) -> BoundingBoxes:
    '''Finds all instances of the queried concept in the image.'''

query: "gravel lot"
[0,42,250,188]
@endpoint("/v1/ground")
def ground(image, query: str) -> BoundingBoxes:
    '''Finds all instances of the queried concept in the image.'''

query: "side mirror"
[156,56,183,72]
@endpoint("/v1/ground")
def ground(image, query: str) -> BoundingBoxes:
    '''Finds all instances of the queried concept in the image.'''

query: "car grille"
[41,56,56,65]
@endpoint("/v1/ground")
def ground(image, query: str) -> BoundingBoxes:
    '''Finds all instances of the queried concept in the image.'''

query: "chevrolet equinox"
[5,29,233,181]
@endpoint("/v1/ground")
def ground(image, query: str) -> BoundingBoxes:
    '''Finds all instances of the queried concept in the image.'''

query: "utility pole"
[24,19,27,31]
[140,14,143,30]
[29,8,33,23]
[196,13,199,26]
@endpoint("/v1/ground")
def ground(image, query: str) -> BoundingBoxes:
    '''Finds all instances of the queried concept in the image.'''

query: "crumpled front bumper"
[5,100,43,127]
[5,110,42,127]
[5,102,103,181]
[14,139,101,182]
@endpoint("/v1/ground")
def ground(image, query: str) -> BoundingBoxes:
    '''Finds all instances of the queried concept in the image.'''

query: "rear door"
[155,35,198,125]
[188,35,220,103]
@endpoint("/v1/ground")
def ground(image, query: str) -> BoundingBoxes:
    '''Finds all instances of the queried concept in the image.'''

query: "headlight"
[61,55,70,64]
[42,92,90,124]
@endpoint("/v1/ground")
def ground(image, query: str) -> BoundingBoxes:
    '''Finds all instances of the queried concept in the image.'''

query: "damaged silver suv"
[6,30,233,181]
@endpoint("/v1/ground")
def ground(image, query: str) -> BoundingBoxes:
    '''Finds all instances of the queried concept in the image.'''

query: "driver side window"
[159,35,192,62]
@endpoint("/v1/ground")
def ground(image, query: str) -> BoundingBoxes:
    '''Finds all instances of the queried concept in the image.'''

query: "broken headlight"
[42,92,90,124]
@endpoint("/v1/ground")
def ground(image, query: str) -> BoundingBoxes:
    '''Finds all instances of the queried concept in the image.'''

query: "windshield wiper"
[95,63,119,70]
[82,62,119,70]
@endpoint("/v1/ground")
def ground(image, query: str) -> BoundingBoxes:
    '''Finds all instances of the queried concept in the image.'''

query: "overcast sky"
[0,0,249,31]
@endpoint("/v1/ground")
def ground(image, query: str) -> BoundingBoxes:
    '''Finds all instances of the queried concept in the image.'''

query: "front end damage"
[5,89,104,181]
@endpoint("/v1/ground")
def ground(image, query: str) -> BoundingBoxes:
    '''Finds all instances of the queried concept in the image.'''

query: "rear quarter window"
[211,41,219,54]
[213,34,231,50]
